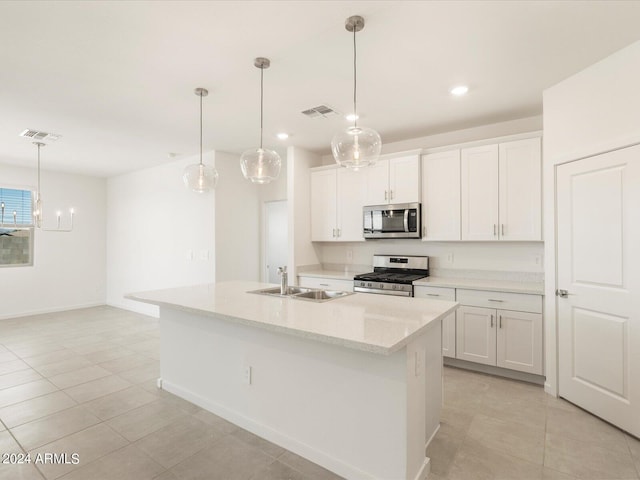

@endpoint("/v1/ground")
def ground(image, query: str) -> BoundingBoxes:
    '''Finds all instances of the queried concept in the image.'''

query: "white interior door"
[557,144,640,437]
[264,200,288,284]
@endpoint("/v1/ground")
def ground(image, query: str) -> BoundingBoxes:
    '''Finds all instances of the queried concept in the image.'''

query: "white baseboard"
[0,301,106,321]
[444,358,545,385]
[413,458,430,480]
[162,379,378,480]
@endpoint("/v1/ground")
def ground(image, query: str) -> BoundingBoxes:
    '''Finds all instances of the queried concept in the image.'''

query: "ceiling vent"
[19,129,61,142]
[301,105,340,118]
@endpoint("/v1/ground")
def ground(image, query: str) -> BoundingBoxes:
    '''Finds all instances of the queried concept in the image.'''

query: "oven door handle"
[403,209,409,232]
[354,286,412,297]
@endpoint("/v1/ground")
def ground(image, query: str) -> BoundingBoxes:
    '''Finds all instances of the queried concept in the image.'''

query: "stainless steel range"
[353,255,429,297]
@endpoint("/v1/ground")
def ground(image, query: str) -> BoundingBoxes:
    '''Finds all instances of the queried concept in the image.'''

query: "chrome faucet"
[277,266,288,295]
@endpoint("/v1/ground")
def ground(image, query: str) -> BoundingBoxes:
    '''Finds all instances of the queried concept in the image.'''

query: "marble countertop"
[413,277,544,295]
[126,281,457,356]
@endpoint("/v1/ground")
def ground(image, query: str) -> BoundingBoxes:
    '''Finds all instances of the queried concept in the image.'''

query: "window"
[0,187,34,267]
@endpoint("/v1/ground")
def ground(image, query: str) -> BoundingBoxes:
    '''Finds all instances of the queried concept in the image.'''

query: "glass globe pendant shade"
[183,163,218,193]
[331,125,382,170]
[240,147,281,184]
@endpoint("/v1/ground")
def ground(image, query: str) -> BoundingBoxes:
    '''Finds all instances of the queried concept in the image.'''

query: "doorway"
[263,200,288,284]
[556,144,640,437]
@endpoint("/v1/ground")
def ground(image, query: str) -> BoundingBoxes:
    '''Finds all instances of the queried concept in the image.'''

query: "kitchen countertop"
[126,280,457,356]
[413,276,544,295]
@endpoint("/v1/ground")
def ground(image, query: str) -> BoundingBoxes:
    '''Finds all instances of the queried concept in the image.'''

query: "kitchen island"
[127,281,458,480]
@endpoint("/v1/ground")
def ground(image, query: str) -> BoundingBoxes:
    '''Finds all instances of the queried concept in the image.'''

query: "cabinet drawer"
[456,289,542,314]
[298,276,354,292]
[414,286,456,301]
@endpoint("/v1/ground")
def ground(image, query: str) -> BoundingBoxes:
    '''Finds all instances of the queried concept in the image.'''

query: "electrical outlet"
[447,253,455,264]
[244,366,252,385]
[346,249,353,264]
[185,250,194,261]
[199,249,209,261]
[534,255,542,266]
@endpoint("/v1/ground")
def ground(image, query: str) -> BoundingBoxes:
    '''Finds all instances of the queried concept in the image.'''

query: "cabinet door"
[336,168,367,241]
[461,145,499,240]
[496,310,543,375]
[389,155,420,204]
[310,169,337,242]
[422,150,461,240]
[499,138,542,241]
[365,160,389,205]
[455,305,497,366]
[442,313,457,358]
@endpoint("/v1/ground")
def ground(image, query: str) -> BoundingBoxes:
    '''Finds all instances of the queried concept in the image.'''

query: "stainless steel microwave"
[363,203,421,239]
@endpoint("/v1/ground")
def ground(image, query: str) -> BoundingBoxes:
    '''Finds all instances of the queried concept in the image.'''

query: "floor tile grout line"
[1,390,79,431]
[1,412,47,479]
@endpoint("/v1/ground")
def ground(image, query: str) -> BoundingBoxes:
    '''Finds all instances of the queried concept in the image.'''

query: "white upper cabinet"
[364,161,389,205]
[461,145,500,240]
[310,168,337,242]
[499,138,542,241]
[310,166,366,242]
[460,137,542,241]
[422,150,461,241]
[365,154,420,205]
[336,167,367,241]
[388,155,420,204]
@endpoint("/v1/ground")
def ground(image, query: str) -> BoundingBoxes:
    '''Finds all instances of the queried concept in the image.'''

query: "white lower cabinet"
[414,285,456,358]
[455,289,543,375]
[456,305,497,366]
[298,276,354,292]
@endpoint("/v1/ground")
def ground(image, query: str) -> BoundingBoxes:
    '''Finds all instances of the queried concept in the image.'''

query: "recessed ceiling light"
[450,85,469,96]
[276,133,289,140]
[345,113,359,122]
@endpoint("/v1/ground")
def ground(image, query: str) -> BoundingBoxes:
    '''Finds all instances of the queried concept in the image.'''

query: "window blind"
[0,188,34,225]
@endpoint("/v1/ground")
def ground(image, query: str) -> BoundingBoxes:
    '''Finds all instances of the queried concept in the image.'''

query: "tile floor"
[0,306,637,480]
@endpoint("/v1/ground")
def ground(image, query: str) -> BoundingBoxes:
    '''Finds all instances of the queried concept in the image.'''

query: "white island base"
[129,283,453,480]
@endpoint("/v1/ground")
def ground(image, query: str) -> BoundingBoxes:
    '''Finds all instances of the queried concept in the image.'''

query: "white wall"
[542,40,640,395]
[0,164,106,319]
[315,117,544,274]
[106,153,215,316]
[287,147,322,280]
[258,157,287,282]
[214,151,260,282]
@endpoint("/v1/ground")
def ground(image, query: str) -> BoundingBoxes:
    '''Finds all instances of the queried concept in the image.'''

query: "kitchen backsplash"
[316,239,544,274]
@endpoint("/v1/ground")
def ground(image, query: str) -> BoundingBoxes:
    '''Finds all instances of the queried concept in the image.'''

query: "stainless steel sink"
[291,290,353,302]
[247,286,353,302]
[248,286,314,297]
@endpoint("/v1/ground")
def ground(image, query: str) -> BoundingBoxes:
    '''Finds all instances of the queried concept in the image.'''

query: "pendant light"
[331,15,382,170]
[183,88,218,193]
[32,142,74,232]
[240,57,281,184]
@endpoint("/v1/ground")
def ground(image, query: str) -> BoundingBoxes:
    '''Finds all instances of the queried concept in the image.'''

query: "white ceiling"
[1,1,639,177]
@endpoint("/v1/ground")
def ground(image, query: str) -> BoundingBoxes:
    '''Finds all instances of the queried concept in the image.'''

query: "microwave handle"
[404,209,409,232]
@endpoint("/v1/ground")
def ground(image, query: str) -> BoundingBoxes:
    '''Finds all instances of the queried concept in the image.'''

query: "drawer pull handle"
[427,293,440,297]
[320,283,329,286]
[499,315,503,329]
[490,314,494,328]
[488,299,504,302]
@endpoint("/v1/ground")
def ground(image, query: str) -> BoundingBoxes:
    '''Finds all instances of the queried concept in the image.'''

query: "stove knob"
[392,284,397,290]
[379,283,384,289]
[367,282,372,287]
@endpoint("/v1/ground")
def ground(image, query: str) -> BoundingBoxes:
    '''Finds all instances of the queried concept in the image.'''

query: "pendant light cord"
[260,65,264,150]
[36,143,41,204]
[199,91,203,166]
[353,26,357,128]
